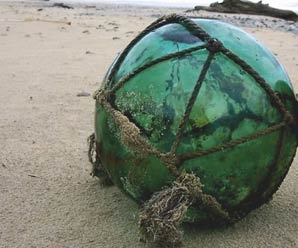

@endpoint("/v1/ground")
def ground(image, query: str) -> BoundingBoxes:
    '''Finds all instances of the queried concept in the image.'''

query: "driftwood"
[193,0,298,22]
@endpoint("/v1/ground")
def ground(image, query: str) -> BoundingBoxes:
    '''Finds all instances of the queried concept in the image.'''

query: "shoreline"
[2,0,298,35]
[39,0,298,12]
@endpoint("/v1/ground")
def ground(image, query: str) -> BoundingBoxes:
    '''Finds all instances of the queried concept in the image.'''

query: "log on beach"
[192,0,298,22]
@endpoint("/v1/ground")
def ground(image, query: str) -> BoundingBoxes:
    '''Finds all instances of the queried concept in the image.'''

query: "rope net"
[89,14,296,245]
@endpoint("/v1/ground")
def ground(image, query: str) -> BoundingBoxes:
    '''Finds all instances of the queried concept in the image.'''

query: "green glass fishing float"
[89,14,298,245]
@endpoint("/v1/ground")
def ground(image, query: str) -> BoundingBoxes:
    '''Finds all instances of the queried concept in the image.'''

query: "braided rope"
[107,15,181,87]
[220,47,294,124]
[108,43,209,96]
[164,14,212,42]
[234,125,287,214]
[171,52,216,154]
[106,14,220,88]
[178,121,286,163]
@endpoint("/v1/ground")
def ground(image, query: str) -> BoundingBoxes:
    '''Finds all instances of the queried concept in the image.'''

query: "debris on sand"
[77,91,91,97]
[190,0,298,22]
[52,3,74,9]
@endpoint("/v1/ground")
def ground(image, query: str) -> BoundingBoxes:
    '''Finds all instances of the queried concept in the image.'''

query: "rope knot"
[283,111,295,125]
[176,172,203,198]
[139,172,229,245]
[92,88,105,102]
[207,38,223,53]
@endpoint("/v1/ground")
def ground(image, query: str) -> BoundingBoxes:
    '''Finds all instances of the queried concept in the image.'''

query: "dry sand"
[0,1,298,247]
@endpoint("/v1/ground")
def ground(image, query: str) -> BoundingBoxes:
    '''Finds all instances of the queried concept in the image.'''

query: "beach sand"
[0,1,297,247]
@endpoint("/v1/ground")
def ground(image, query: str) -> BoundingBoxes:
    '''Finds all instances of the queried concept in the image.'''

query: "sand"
[0,1,297,247]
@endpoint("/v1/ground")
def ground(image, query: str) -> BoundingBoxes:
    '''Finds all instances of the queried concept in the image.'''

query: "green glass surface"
[95,19,298,222]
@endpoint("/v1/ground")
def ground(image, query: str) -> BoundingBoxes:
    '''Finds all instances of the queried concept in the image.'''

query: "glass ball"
[95,19,298,223]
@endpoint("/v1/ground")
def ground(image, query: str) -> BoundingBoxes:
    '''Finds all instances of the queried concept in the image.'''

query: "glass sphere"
[95,19,298,222]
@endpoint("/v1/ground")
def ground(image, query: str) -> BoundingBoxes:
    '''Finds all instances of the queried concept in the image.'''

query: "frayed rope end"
[88,133,114,186]
[139,172,230,246]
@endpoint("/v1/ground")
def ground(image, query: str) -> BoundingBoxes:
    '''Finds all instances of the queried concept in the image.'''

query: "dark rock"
[96,24,105,29]
[52,3,73,9]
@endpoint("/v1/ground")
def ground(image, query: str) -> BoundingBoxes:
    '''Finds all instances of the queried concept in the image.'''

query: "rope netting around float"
[88,14,295,245]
